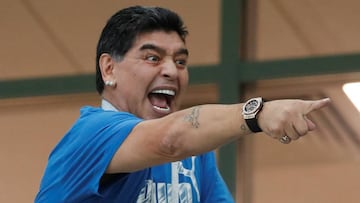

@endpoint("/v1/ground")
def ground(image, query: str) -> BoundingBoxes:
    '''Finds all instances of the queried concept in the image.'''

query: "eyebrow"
[139,43,189,56]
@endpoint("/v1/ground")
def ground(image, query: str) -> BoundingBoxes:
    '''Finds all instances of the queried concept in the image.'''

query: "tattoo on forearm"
[184,106,200,128]
[240,123,247,132]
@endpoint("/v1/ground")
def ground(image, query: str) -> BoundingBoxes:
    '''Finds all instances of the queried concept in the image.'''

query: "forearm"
[107,103,250,173]
[157,103,251,158]
[107,98,331,173]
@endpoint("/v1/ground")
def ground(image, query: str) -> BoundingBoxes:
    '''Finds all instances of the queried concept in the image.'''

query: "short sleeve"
[35,107,142,202]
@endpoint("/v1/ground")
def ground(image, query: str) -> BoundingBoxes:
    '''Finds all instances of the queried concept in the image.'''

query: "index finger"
[304,98,331,114]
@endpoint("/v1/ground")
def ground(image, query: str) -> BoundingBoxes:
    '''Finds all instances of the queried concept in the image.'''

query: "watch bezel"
[242,97,264,133]
[242,97,263,113]
[242,97,263,119]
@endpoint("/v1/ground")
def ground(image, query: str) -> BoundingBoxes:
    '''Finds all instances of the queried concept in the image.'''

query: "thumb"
[304,98,331,114]
[305,116,317,131]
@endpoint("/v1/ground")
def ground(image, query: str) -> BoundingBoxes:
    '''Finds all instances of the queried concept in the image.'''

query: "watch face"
[245,100,259,113]
[243,97,263,119]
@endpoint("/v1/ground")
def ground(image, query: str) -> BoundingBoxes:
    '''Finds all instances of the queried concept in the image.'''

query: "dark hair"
[95,6,188,94]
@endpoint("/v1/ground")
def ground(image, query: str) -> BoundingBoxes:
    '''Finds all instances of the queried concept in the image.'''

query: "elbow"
[158,130,187,159]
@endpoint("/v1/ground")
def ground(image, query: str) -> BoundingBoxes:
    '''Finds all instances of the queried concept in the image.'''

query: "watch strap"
[245,118,262,132]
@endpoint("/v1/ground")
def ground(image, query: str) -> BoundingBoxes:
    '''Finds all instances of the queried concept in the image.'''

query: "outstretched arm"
[106,98,331,173]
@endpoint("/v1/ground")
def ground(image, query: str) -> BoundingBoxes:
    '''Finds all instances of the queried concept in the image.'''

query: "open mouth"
[148,89,176,113]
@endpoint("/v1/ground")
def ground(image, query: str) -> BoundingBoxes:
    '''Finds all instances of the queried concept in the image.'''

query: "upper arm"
[105,118,177,173]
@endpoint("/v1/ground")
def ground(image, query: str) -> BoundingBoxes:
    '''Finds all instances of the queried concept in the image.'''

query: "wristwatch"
[242,97,264,132]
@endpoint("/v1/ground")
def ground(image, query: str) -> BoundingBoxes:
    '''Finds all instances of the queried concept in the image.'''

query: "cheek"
[180,70,189,86]
[130,71,138,79]
[130,70,151,85]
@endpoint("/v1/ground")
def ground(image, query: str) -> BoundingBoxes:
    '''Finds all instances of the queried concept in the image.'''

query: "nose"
[161,59,178,80]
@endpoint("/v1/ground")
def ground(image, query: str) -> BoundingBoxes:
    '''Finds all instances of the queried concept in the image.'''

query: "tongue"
[149,94,168,108]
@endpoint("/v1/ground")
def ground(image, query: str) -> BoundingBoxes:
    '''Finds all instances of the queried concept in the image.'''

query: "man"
[35,6,331,202]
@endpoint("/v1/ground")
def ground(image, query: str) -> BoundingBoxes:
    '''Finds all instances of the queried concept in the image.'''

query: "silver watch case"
[242,97,263,119]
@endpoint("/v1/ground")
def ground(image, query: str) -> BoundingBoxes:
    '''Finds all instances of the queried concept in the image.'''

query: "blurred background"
[0,0,359,202]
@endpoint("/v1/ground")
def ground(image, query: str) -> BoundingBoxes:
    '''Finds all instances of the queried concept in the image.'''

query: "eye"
[145,55,160,63]
[175,59,188,67]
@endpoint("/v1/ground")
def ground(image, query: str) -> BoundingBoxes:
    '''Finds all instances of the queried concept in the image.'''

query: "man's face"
[108,31,189,119]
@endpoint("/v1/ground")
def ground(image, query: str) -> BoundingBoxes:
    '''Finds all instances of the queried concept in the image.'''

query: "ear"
[99,53,115,82]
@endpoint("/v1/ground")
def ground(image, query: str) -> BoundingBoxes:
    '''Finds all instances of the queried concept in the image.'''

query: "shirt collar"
[101,99,118,112]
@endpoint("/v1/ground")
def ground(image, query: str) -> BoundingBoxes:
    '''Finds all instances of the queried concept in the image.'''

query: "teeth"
[153,105,170,112]
[151,89,175,96]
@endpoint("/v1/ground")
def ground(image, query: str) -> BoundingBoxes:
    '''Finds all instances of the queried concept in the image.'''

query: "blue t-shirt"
[35,106,234,202]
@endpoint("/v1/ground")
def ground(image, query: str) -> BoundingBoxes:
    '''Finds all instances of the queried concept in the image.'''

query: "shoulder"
[56,106,143,150]
[78,106,143,125]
